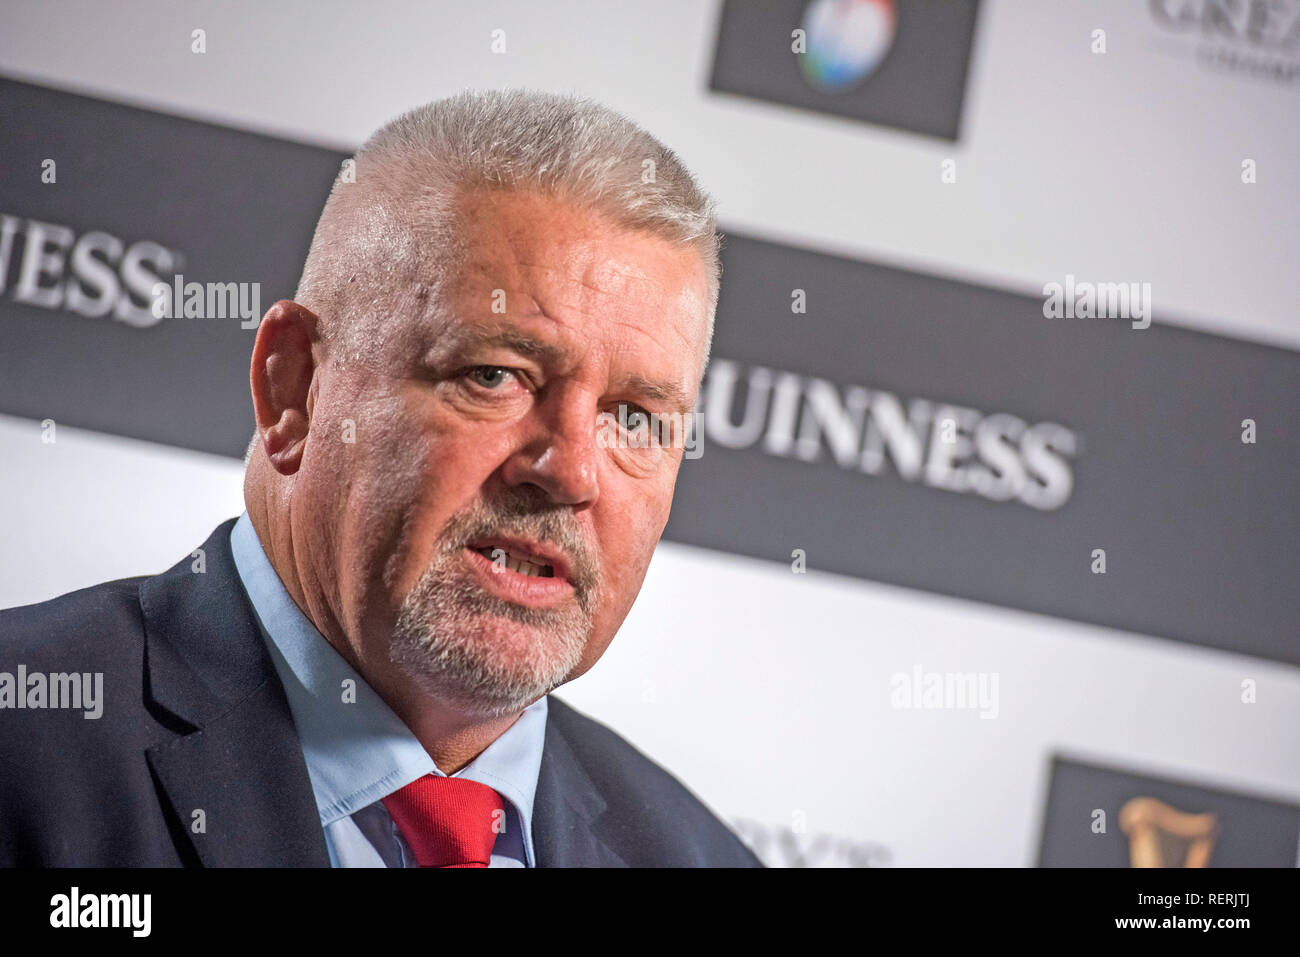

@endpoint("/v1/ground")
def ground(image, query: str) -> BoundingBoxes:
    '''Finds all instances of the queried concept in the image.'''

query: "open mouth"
[471,545,556,579]
[460,536,580,610]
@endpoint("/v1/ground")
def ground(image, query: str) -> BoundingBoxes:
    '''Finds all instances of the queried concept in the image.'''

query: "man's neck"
[349,659,530,775]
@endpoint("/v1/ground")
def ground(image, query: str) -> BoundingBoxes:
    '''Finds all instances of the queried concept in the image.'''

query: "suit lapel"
[140,519,328,867]
[532,705,627,868]
[145,677,327,866]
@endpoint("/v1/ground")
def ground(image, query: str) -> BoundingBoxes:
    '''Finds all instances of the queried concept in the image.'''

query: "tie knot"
[381,775,505,868]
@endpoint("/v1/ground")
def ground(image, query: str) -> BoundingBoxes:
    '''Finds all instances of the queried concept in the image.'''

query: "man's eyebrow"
[427,327,568,365]
[619,374,694,416]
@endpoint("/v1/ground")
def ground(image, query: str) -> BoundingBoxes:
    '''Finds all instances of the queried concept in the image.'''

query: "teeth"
[508,557,542,577]
[477,546,553,578]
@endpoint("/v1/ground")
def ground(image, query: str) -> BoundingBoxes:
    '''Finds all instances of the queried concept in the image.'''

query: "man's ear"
[249,300,320,475]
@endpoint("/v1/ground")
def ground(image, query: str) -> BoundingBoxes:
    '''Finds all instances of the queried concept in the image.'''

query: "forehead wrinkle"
[504,261,700,355]
[496,261,663,311]
[604,312,693,355]
[452,256,707,369]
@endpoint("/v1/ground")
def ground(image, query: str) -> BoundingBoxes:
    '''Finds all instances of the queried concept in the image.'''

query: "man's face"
[295,188,711,716]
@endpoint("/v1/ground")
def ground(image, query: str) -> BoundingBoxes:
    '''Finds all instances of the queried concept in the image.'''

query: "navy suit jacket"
[0,519,761,867]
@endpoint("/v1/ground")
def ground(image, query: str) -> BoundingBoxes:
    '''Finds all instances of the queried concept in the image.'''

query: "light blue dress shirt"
[229,512,547,867]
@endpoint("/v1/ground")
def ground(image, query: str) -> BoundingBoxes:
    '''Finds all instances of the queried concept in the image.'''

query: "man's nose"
[500,400,600,507]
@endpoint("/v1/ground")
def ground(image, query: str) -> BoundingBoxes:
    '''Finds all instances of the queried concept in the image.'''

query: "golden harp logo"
[1119,797,1219,868]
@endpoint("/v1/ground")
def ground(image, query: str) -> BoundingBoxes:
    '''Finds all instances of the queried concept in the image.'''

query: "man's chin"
[388,608,586,718]
[406,676,547,721]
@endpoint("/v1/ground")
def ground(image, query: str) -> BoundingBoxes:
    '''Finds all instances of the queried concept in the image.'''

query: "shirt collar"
[228,511,547,861]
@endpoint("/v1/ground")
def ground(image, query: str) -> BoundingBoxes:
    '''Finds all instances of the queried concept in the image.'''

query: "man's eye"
[619,403,651,430]
[466,366,514,389]
[612,402,663,449]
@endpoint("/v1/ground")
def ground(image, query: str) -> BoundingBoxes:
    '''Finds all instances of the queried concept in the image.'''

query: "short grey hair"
[293,88,721,362]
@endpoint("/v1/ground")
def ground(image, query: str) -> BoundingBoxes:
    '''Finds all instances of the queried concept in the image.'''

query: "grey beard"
[389,554,594,719]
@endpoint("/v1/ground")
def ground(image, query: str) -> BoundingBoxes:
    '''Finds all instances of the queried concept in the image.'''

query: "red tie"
[381,775,505,868]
